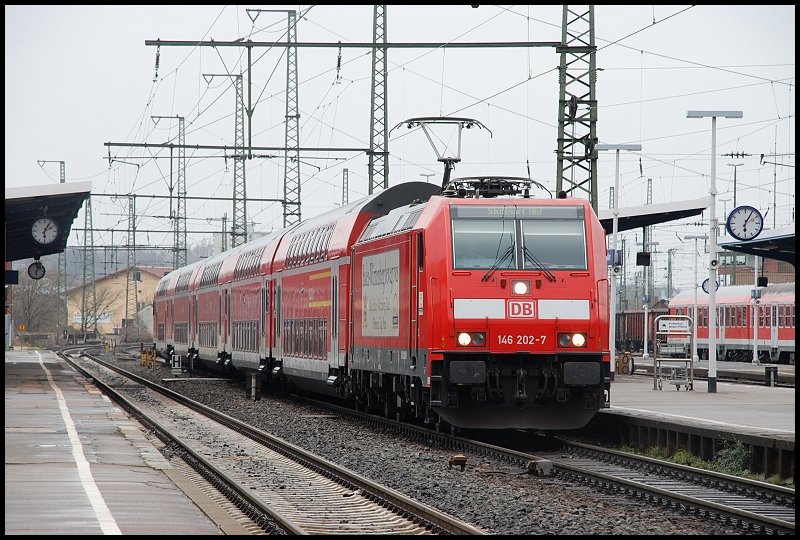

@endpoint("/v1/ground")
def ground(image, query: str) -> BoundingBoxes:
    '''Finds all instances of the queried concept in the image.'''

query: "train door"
[329,260,343,370]
[191,295,197,349]
[266,279,272,358]
[410,231,422,365]
[222,288,230,354]
[770,304,778,351]
[339,264,350,365]
[430,276,441,351]
[275,276,282,361]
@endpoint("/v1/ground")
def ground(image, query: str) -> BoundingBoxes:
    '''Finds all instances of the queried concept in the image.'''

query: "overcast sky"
[5,5,795,291]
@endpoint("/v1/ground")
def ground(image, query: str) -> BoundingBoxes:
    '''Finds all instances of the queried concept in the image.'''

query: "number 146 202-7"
[497,335,546,345]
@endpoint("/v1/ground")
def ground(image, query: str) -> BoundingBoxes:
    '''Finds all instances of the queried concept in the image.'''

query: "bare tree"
[14,269,58,333]
[76,286,125,333]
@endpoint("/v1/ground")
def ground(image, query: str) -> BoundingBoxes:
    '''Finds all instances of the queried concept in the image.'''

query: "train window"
[290,237,300,267]
[314,227,327,261]
[300,232,311,265]
[320,319,327,358]
[304,232,314,264]
[417,232,425,271]
[452,219,514,269]
[765,306,771,327]
[521,220,587,270]
[759,306,764,327]
[262,286,268,335]
[322,226,333,254]
[276,285,282,336]
[299,319,306,356]
[778,305,785,327]
[791,305,795,328]
[316,318,322,358]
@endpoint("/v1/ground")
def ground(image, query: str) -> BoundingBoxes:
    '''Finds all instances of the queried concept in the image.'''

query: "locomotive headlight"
[571,333,586,347]
[457,332,486,347]
[512,279,530,295]
[557,332,587,348]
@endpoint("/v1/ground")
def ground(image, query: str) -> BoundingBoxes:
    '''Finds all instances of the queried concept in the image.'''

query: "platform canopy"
[4,181,92,262]
[597,196,710,235]
[719,226,795,266]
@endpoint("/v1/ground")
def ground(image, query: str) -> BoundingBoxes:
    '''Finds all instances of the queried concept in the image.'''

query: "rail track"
[71,345,794,534]
[293,394,795,535]
[60,348,486,535]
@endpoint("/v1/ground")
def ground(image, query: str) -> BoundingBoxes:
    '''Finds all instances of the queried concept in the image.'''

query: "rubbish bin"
[764,366,778,387]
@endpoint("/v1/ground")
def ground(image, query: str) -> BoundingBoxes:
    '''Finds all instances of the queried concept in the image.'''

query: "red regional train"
[668,282,795,364]
[154,178,611,431]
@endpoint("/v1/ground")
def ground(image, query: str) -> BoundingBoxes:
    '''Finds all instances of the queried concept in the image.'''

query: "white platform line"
[37,352,122,535]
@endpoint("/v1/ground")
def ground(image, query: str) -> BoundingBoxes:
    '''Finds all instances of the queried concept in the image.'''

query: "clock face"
[31,217,59,244]
[726,205,763,241]
[702,278,719,294]
[27,261,46,280]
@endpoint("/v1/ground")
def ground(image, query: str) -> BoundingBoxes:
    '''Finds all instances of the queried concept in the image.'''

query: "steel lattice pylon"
[283,10,301,227]
[80,195,97,334]
[368,5,388,195]
[176,116,187,266]
[232,75,247,246]
[555,5,598,212]
[124,195,140,341]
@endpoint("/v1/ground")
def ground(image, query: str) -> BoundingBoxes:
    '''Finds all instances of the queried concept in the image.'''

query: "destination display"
[450,205,584,220]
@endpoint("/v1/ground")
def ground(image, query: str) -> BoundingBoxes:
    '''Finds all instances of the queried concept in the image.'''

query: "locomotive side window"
[452,219,514,269]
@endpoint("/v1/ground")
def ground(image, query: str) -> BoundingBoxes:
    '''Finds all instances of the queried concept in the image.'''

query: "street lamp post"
[687,110,743,393]
[642,241,659,360]
[718,197,732,285]
[596,143,642,369]
[726,162,743,209]
[752,256,761,365]
[685,234,708,364]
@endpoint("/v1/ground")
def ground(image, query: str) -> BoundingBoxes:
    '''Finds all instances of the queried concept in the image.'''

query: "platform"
[4,349,235,535]
[607,373,794,437]
[628,355,795,386]
[591,362,795,480]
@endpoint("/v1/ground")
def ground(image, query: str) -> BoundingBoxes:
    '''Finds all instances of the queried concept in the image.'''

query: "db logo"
[507,300,536,318]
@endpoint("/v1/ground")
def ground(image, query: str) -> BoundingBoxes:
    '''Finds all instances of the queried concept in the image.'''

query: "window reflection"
[452,219,514,269]
[521,220,587,270]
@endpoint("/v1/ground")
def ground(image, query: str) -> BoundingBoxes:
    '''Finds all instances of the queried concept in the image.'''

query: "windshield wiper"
[523,246,557,282]
[482,245,514,282]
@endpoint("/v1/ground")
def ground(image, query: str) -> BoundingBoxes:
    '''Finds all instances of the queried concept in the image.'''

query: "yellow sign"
[18,322,27,332]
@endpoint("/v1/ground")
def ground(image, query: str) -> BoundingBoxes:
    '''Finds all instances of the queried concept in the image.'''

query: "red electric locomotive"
[668,282,795,364]
[154,177,611,431]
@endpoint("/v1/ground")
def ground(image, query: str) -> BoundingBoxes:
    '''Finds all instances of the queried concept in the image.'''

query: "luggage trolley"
[653,314,694,391]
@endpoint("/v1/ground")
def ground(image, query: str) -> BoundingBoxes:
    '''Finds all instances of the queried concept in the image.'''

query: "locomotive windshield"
[451,204,588,270]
